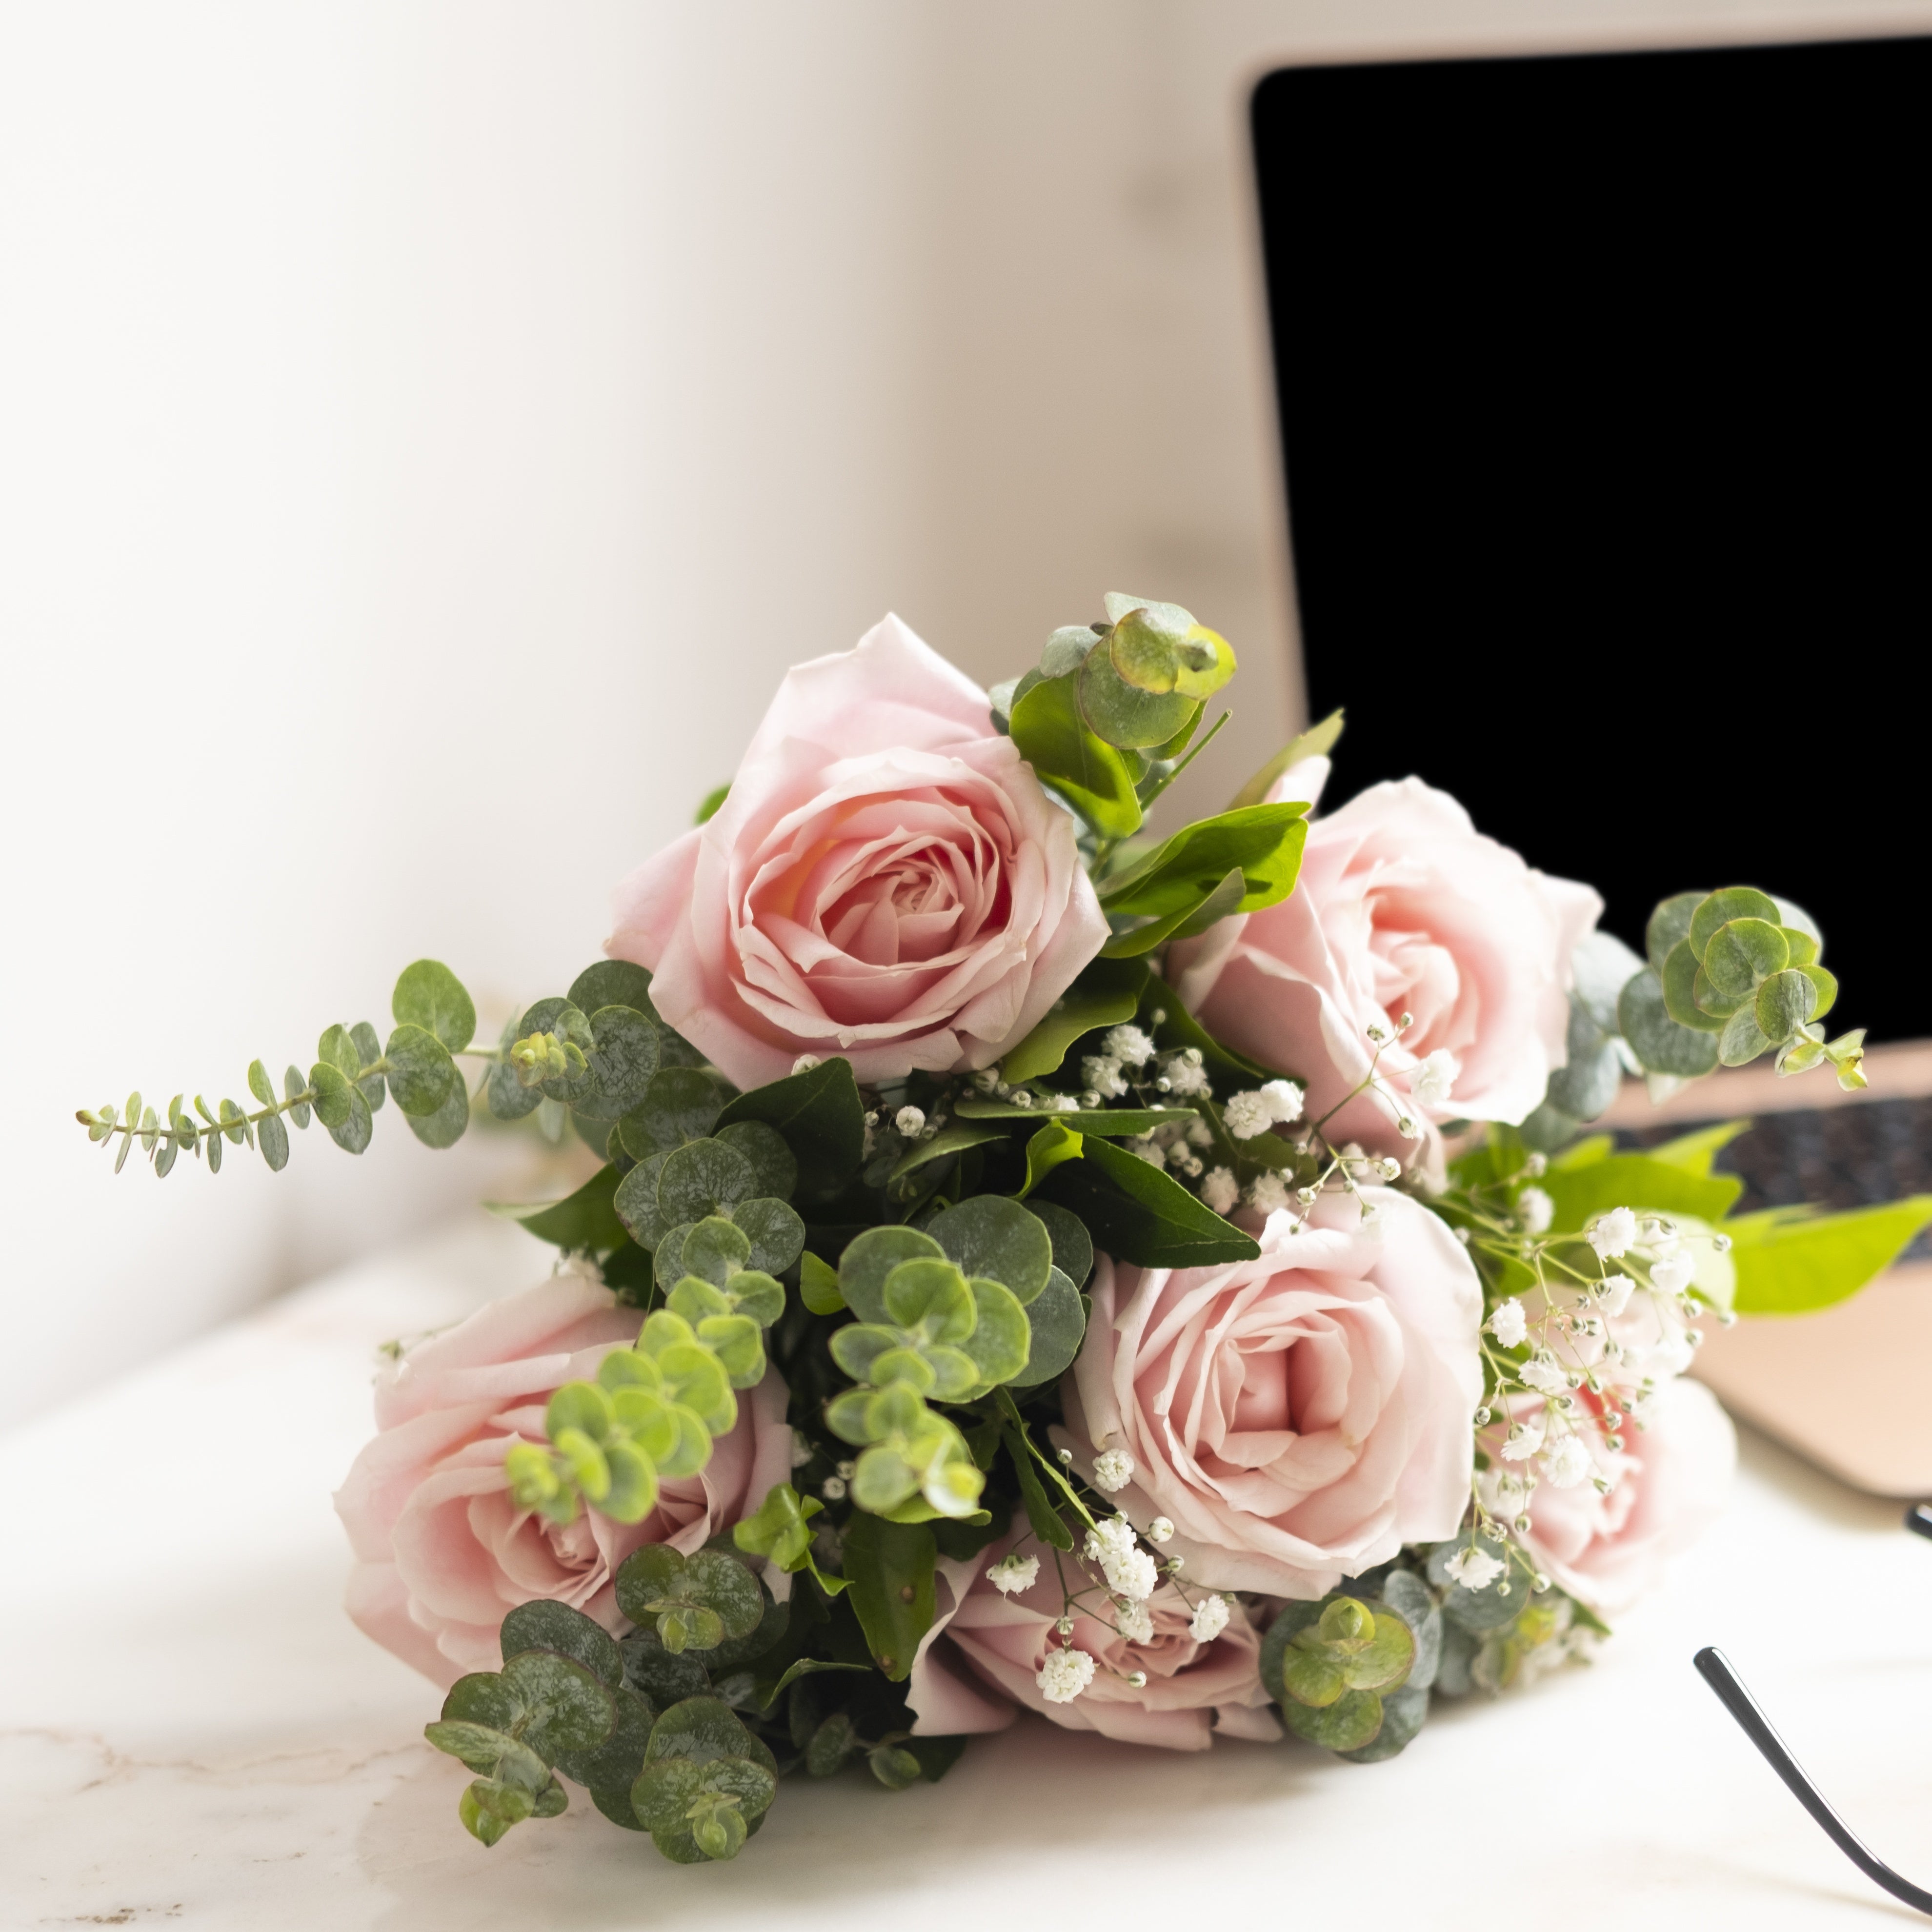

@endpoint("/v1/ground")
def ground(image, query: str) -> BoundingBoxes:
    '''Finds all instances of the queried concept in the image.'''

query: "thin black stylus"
[1905,1503,1932,1542]
[1693,1646,1932,1917]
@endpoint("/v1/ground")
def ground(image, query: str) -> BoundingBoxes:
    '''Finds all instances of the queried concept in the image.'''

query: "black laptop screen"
[1252,38,1929,1041]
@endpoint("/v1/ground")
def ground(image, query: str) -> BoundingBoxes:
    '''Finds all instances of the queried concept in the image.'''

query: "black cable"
[1904,1503,1932,1542]
[1693,1646,1932,1917]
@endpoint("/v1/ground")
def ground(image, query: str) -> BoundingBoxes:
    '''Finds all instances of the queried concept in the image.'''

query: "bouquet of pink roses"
[81,598,1905,1864]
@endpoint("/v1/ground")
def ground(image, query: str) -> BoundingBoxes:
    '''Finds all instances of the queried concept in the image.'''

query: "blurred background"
[3,0,1923,1429]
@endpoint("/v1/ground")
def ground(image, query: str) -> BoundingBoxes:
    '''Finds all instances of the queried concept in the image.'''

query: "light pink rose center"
[745,787,1016,1027]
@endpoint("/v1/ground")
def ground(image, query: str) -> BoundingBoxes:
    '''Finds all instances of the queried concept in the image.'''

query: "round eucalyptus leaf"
[1703,918,1788,998]
[1661,940,1723,1033]
[1078,643,1198,749]
[442,1672,523,1733]
[927,1194,1053,1304]
[838,1225,946,1323]
[962,1277,1031,1386]
[1379,1570,1442,1692]
[426,1718,540,1780]
[558,1006,663,1121]
[502,1601,624,1688]
[614,1148,674,1248]
[644,1695,769,1771]
[1754,966,1817,1043]
[500,1650,616,1757]
[1618,967,1721,1078]
[1007,1266,1085,1389]
[680,1215,753,1286]
[550,1681,657,1794]
[726,1196,806,1276]
[392,959,477,1053]
[1801,962,1839,1022]
[258,1108,291,1171]
[630,1755,704,1831]
[684,1552,767,1641]
[1337,1683,1429,1763]
[1543,1004,1620,1121]
[621,1066,727,1160]
[1689,886,1781,960]
[1025,1199,1093,1290]
[1691,964,1748,1019]
[407,1065,471,1148]
[1645,890,1705,971]
[568,960,656,1019]
[659,1138,758,1224]
[385,1023,459,1117]
[486,1054,544,1120]
[326,1080,374,1156]
[1719,1004,1774,1067]
[349,1022,386,1108]
[715,1120,798,1201]
[1279,1686,1384,1752]
[883,1256,976,1339]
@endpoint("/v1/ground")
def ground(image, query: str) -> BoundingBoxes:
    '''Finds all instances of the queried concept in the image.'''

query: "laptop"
[1251,37,1932,1493]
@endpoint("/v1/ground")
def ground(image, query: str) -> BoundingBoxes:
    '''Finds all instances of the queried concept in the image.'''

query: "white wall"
[4,0,1925,1429]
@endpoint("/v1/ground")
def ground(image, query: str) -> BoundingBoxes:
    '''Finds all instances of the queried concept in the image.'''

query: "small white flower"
[1409,1048,1461,1108]
[1165,1057,1212,1098]
[1085,1517,1157,1601]
[1524,1152,1548,1178]
[894,1105,926,1138]
[986,1552,1040,1595]
[972,1067,1002,1092]
[1083,1055,1130,1100]
[1486,1298,1528,1349]
[1444,1543,1505,1590]
[1127,1137,1167,1168]
[1518,1355,1567,1395]
[1589,1206,1639,1259]
[1188,1593,1231,1642]
[1091,1449,1136,1492]
[1517,1186,1554,1235]
[1186,1119,1215,1149]
[790,1054,823,1076]
[1542,1434,1594,1489]
[1650,1251,1696,1296]
[1501,1416,1546,1462]
[1146,1517,1174,1544]
[1259,1078,1305,1126]
[1115,1600,1154,1644]
[820,1474,847,1501]
[1222,1090,1273,1140]
[1104,1025,1156,1067]
[789,1429,816,1470]
[1248,1171,1292,1215]
[1200,1167,1239,1214]
[1597,1274,1635,1317]
[1037,1647,1096,1704]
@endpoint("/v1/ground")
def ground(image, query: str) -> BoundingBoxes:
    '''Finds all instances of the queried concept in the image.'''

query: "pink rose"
[606,614,1109,1089]
[1062,1190,1482,1598]
[906,1535,1280,1751]
[1168,770,1600,1159]
[334,1274,793,1686]
[1489,1378,1735,1615]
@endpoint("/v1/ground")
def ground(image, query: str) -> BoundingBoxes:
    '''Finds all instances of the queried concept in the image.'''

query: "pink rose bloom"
[606,614,1109,1089]
[1062,1189,1482,1598]
[906,1535,1280,1751]
[335,1274,792,1686]
[1168,768,1600,1160]
[1490,1378,1735,1615]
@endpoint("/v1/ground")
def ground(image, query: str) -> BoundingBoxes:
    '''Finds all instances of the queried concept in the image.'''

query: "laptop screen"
[1252,38,1929,1041]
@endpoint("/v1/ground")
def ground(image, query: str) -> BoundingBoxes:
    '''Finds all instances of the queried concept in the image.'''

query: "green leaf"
[324,1077,373,1155]
[799,1249,845,1315]
[926,1194,1054,1303]
[1017,1118,1084,1200]
[283,1065,312,1129]
[1006,1424,1075,1549]
[247,1059,275,1106]
[695,784,730,825]
[384,1022,459,1117]
[500,1650,617,1757]
[621,1067,727,1160]
[1646,891,1705,971]
[961,1277,1032,1387]
[890,1119,1007,1180]
[1618,966,1721,1076]
[714,1121,798,1201]
[1041,1133,1259,1269]
[1096,803,1308,920]
[1008,672,1143,838]
[257,1108,290,1171]
[839,1226,946,1324]
[1007,1265,1085,1389]
[406,1063,471,1148]
[554,1005,663,1122]
[725,1196,806,1275]
[1537,1151,1742,1231]
[391,960,477,1054]
[350,1022,386,1107]
[1226,709,1344,811]
[842,1513,935,1681]
[501,1601,624,1688]
[1703,918,1787,998]
[952,1097,1196,1136]
[1729,1198,1932,1314]
[1645,1120,1751,1175]
[319,1023,361,1082]
[1755,967,1817,1043]
[1718,1005,1773,1067]
[1078,639,1198,749]
[1026,1199,1093,1289]
[1689,888,1782,961]
[998,958,1147,1082]
[489,1163,628,1253]
[715,1057,865,1204]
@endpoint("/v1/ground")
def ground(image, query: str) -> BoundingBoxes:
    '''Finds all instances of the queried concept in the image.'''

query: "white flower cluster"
[986,1552,1039,1596]
[1222,1079,1304,1142]
[1090,1448,1135,1492]
[1188,1593,1230,1643]
[1408,1047,1460,1108]
[1085,1515,1158,1602]
[1037,1647,1095,1704]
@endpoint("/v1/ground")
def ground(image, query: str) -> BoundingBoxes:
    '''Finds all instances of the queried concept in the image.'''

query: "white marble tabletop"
[6,1215,1931,1932]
